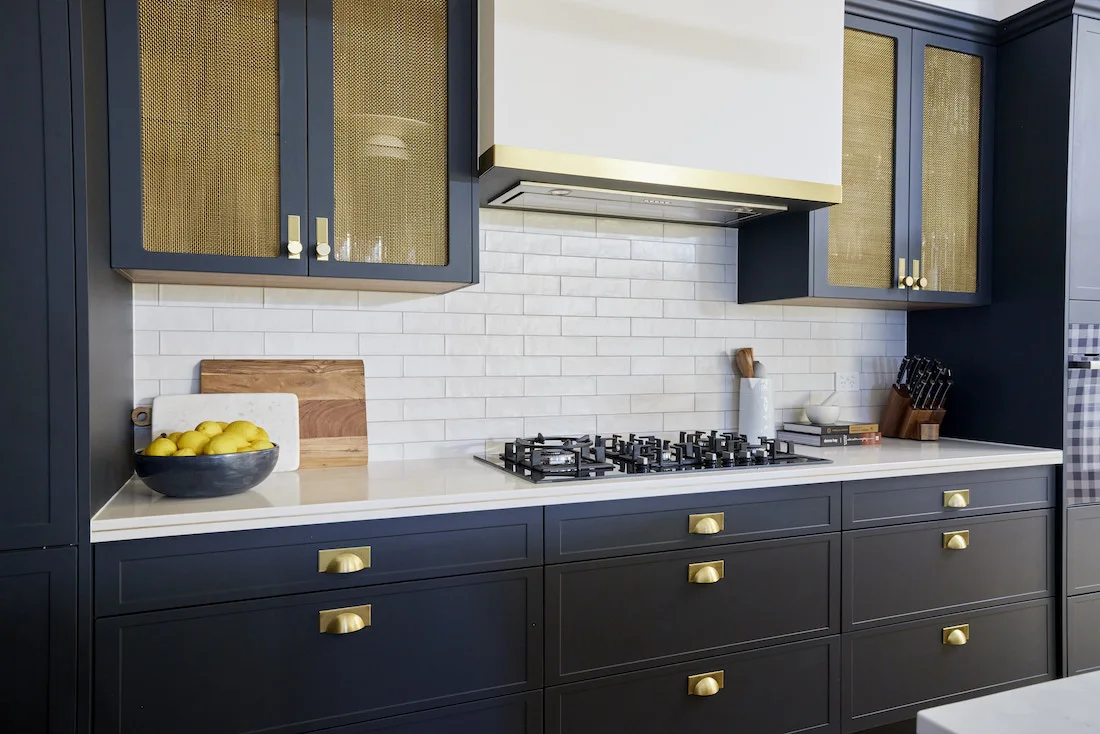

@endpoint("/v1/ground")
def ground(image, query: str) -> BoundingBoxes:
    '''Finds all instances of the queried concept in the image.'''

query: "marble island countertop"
[90,438,1062,543]
[918,671,1100,734]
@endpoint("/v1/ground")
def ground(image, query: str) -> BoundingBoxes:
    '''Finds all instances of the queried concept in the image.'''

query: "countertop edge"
[89,448,1063,543]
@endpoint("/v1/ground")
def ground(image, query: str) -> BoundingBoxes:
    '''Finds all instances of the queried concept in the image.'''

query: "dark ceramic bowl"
[133,446,279,498]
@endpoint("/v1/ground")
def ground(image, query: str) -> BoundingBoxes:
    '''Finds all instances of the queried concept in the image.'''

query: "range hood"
[477,0,845,227]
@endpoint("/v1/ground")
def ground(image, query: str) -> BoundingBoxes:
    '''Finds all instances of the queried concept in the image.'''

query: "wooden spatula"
[734,348,755,378]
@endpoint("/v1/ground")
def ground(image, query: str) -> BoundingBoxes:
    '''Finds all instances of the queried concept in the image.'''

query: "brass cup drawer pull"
[688,560,724,584]
[943,530,970,550]
[318,546,372,574]
[689,512,724,535]
[943,624,970,646]
[319,604,372,635]
[944,489,971,508]
[688,670,725,697]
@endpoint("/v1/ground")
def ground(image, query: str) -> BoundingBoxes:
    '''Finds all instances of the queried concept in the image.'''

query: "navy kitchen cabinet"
[739,4,995,309]
[0,548,78,734]
[106,0,477,293]
[0,0,79,551]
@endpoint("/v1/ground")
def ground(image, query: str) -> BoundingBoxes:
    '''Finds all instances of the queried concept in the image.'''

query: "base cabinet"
[309,693,543,734]
[1067,592,1100,676]
[545,638,840,734]
[0,548,77,734]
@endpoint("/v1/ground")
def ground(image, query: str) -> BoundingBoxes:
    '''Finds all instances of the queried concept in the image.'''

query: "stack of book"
[776,422,883,447]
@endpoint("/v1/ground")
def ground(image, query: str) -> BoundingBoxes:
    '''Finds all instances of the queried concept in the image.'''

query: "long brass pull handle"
[943,624,969,646]
[899,258,913,289]
[943,530,970,550]
[913,259,928,290]
[688,671,725,696]
[688,560,724,584]
[318,546,372,574]
[689,513,724,535]
[944,490,970,508]
[288,215,303,260]
[319,604,371,634]
[316,217,331,261]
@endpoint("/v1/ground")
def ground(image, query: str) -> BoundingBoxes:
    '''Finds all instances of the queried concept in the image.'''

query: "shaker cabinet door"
[0,0,78,550]
[906,31,995,306]
[106,0,309,278]
[304,0,477,289]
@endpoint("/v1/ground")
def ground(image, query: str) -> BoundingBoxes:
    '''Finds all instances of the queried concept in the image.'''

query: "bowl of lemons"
[134,419,279,498]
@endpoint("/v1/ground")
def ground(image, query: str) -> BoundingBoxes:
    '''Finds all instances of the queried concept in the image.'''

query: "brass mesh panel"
[138,0,281,257]
[921,46,982,293]
[332,0,448,266]
[827,28,897,289]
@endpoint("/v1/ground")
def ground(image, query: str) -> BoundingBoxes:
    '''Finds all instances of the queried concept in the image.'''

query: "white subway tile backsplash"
[133,210,903,460]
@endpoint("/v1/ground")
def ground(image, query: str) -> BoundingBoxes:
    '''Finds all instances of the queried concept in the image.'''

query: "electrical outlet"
[836,372,860,391]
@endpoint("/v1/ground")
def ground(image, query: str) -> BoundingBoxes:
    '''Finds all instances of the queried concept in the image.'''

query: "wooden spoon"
[734,348,755,378]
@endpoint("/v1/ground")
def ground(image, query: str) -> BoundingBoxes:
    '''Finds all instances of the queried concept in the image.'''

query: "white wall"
[480,0,844,186]
[915,0,1041,19]
[133,211,905,460]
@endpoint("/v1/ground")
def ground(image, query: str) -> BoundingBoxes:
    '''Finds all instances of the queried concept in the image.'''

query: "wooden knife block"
[881,385,946,441]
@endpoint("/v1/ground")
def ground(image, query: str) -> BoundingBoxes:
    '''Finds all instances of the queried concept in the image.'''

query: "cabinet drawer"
[95,507,542,615]
[94,569,542,734]
[843,466,1054,530]
[546,637,839,734]
[545,482,839,562]
[843,510,1052,630]
[547,534,839,683]
[310,692,542,734]
[1068,504,1100,595]
[842,600,1054,732]
[1067,592,1100,676]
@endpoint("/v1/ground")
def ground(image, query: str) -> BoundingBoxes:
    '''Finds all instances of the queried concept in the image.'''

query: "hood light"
[549,189,572,196]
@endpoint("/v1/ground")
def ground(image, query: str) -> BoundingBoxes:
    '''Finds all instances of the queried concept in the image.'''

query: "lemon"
[249,439,275,452]
[224,420,260,442]
[166,432,184,445]
[195,421,223,438]
[204,434,241,455]
[143,437,177,457]
[172,448,196,457]
[255,426,269,442]
[176,430,210,452]
[217,421,229,430]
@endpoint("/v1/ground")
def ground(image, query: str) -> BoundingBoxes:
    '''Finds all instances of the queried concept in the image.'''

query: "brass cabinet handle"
[944,490,970,508]
[912,259,928,290]
[943,530,970,550]
[318,546,371,574]
[943,624,970,646]
[689,513,724,535]
[687,670,725,696]
[688,560,724,584]
[319,604,372,634]
[899,258,913,289]
[316,217,331,261]
[288,215,303,260]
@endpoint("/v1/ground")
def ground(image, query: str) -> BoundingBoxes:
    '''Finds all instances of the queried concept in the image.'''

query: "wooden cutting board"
[200,359,368,469]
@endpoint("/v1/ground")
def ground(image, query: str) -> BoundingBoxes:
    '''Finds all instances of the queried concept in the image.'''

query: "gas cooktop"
[474,432,831,484]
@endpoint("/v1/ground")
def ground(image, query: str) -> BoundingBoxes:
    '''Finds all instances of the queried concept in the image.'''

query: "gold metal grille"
[332,0,449,266]
[828,28,897,289]
[138,0,281,257]
[921,46,982,293]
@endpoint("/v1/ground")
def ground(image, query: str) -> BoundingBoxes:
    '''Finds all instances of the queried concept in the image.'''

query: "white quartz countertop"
[917,672,1100,734]
[90,438,1062,543]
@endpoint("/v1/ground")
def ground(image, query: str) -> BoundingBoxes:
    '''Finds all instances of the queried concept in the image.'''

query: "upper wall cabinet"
[106,0,477,294]
[738,10,995,309]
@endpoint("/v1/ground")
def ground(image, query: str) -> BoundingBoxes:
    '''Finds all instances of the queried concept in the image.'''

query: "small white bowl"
[804,404,841,425]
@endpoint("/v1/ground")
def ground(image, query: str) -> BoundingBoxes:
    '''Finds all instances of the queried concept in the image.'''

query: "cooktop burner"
[475,431,831,483]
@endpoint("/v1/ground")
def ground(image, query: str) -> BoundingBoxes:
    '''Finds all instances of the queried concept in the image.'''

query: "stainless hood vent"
[489,182,787,227]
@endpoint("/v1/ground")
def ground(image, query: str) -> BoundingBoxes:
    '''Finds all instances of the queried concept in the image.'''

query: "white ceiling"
[914,0,1044,20]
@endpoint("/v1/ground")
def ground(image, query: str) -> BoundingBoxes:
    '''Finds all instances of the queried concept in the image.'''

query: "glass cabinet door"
[908,32,994,305]
[306,0,477,286]
[816,19,911,302]
[107,0,308,276]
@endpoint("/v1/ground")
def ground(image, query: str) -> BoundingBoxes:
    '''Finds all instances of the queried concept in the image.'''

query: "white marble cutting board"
[151,393,300,472]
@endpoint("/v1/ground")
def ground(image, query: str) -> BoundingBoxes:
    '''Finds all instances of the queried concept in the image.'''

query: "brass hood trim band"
[479,145,843,205]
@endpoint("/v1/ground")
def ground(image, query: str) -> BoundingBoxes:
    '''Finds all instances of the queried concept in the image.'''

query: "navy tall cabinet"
[0,0,133,732]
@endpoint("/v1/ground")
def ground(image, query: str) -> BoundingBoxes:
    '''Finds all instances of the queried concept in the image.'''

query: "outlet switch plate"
[836,372,859,391]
